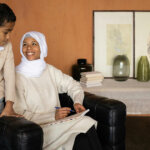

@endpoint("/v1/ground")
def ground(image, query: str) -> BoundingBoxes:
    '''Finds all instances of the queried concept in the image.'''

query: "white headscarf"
[16,31,47,77]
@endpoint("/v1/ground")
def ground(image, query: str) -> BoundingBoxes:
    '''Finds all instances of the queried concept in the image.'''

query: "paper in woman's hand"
[40,109,90,126]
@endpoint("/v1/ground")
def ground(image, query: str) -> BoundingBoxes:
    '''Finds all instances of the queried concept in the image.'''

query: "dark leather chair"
[0,92,126,150]
[59,92,126,150]
[0,116,43,150]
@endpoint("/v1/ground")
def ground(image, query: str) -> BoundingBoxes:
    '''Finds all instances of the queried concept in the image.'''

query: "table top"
[82,79,150,115]
[82,79,150,92]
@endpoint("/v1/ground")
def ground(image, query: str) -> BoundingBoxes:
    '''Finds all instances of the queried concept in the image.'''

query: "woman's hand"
[74,103,86,113]
[55,107,71,120]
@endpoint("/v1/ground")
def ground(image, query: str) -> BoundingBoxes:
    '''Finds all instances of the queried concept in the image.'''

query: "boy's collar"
[0,46,4,51]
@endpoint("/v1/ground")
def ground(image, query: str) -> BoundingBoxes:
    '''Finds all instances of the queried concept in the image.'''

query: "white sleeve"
[4,42,15,102]
[23,110,56,124]
[51,66,84,104]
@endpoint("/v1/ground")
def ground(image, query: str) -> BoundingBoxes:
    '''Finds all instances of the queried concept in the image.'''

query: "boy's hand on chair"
[0,100,23,117]
[0,107,22,117]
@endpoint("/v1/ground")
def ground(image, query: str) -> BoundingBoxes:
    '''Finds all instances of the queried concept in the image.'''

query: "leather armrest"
[83,92,126,124]
[0,116,43,150]
[83,92,126,150]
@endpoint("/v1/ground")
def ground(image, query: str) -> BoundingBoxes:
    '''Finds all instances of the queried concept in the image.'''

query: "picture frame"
[134,11,150,77]
[93,11,134,78]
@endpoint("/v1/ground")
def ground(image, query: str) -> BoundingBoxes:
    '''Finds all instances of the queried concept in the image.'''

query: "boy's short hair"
[0,3,16,26]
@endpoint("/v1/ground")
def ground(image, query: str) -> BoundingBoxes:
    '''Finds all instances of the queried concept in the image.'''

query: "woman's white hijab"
[16,31,47,77]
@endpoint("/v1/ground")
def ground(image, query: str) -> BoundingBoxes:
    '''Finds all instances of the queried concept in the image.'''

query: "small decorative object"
[137,56,150,82]
[113,55,130,81]
[80,71,104,87]
[72,59,93,81]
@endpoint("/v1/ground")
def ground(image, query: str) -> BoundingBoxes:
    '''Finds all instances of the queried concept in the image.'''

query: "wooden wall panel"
[1,0,150,74]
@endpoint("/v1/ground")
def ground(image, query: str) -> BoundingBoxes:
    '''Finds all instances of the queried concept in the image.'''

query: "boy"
[0,3,18,117]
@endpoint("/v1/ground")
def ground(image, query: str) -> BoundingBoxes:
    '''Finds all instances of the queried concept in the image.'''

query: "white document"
[40,109,90,126]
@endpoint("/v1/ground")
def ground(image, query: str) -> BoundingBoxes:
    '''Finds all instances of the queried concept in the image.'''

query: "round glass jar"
[113,55,130,81]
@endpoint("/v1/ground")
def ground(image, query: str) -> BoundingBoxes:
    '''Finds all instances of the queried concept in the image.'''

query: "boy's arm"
[3,43,16,103]
[0,43,19,117]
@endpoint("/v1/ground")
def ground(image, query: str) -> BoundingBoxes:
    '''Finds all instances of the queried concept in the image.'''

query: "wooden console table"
[82,79,150,115]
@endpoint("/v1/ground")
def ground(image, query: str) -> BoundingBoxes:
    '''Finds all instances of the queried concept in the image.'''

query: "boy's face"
[0,21,15,46]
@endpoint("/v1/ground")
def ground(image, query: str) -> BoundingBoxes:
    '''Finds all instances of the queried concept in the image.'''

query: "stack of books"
[80,71,104,87]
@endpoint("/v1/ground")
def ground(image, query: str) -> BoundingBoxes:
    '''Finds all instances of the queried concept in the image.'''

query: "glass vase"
[113,55,130,81]
[137,56,150,82]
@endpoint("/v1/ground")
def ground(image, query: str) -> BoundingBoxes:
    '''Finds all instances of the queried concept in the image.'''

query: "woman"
[14,31,102,150]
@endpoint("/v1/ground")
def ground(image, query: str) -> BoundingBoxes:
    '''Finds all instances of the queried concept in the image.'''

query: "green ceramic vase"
[113,55,130,81]
[137,56,150,82]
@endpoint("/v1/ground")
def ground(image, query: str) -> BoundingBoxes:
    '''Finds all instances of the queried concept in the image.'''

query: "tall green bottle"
[137,56,150,82]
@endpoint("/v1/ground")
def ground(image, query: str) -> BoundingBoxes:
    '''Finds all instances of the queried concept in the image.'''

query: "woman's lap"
[73,125,103,150]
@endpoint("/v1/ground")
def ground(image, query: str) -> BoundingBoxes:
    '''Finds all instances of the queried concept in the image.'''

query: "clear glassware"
[113,55,130,81]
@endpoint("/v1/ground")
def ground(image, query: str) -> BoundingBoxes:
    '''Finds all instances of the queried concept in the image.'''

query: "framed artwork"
[93,11,134,78]
[134,11,150,77]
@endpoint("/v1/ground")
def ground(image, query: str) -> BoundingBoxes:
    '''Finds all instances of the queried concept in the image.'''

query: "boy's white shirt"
[0,42,15,102]
[0,46,4,51]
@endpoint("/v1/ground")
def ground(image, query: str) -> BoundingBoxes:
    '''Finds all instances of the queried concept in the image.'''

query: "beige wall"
[1,0,150,75]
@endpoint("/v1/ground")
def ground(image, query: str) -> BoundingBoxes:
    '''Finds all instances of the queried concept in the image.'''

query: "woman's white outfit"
[14,31,97,150]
